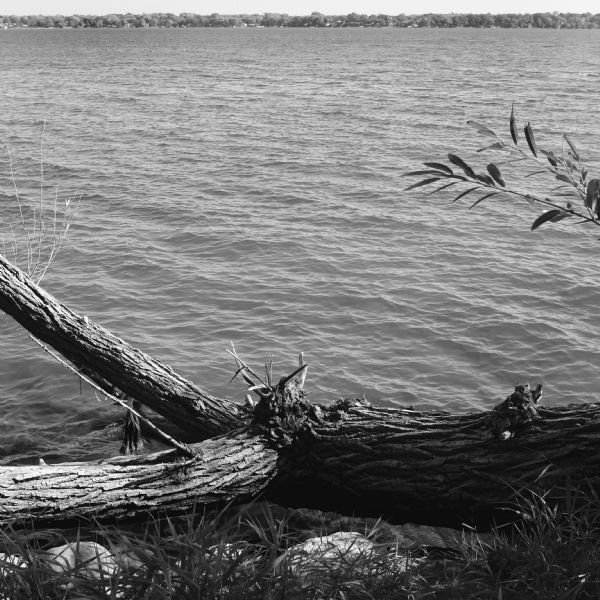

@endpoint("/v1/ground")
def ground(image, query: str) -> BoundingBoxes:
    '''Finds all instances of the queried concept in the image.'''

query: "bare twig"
[297,352,308,390]
[1,137,79,282]
[227,342,267,388]
[278,364,308,390]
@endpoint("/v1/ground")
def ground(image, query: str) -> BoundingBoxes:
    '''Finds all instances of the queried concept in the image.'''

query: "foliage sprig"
[406,105,600,232]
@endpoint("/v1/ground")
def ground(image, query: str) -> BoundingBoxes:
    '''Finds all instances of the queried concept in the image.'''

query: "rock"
[0,551,28,575]
[108,543,153,574]
[1,553,29,600]
[279,529,428,594]
[38,541,118,579]
[285,531,376,577]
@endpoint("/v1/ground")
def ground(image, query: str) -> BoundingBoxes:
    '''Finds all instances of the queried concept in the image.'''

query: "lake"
[0,27,599,463]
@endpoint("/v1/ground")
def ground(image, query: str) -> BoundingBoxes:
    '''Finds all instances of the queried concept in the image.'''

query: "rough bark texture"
[266,399,600,525]
[2,398,600,527]
[2,255,600,528]
[0,255,242,438]
[0,431,277,526]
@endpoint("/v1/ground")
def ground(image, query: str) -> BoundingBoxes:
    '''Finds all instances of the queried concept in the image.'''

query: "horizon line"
[2,10,600,17]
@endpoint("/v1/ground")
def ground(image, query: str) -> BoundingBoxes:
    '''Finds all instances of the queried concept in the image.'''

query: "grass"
[1,132,79,283]
[0,503,423,600]
[486,483,600,599]
[1,484,600,600]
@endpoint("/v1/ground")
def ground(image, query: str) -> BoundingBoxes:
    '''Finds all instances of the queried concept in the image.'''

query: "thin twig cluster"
[1,130,79,283]
[227,342,308,406]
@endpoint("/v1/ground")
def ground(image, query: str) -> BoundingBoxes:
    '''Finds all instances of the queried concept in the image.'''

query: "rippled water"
[0,27,599,464]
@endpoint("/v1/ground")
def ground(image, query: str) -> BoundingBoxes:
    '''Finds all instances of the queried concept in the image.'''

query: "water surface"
[0,28,599,463]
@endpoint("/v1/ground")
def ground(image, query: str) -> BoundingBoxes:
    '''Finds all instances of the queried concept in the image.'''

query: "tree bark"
[0,430,278,526]
[266,400,600,524]
[0,255,242,438]
[2,395,600,527]
[2,255,600,527]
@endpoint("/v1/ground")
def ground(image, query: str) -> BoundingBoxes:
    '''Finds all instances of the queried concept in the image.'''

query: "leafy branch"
[405,105,600,231]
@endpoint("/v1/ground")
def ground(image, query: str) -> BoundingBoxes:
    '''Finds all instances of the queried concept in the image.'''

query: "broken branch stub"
[491,383,543,440]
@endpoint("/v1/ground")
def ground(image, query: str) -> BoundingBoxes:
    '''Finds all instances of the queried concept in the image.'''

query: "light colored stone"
[1,553,29,600]
[0,551,28,575]
[285,531,376,577]
[108,543,153,573]
[38,541,118,580]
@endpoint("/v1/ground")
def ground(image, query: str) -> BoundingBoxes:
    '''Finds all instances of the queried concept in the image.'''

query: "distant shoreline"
[1,12,600,30]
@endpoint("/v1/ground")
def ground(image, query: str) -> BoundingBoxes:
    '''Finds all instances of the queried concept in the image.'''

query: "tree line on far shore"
[2,12,600,29]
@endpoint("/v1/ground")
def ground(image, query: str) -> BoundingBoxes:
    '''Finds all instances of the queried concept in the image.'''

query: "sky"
[1,0,598,15]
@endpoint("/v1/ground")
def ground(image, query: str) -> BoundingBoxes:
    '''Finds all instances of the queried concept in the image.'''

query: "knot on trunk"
[252,379,322,448]
[329,397,371,420]
[228,348,315,448]
[491,383,543,440]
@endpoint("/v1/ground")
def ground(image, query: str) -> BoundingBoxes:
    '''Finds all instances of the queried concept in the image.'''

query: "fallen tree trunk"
[0,431,278,526]
[2,255,600,527]
[266,397,600,524]
[2,385,600,527]
[0,255,242,438]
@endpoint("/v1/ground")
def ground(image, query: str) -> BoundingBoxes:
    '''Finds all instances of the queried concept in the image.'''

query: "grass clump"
[0,504,421,600]
[1,486,600,599]
[486,484,600,599]
[1,132,79,283]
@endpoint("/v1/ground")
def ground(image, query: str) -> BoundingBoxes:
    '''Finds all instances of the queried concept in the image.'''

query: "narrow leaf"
[447,153,476,178]
[555,173,573,185]
[486,163,506,187]
[426,181,461,195]
[539,149,559,167]
[452,187,479,203]
[524,170,546,178]
[524,122,537,157]
[405,169,449,177]
[564,134,579,161]
[564,157,578,171]
[533,463,554,483]
[405,177,441,191]
[585,178,600,211]
[475,173,496,186]
[531,209,563,231]
[553,191,580,197]
[477,142,505,153]
[550,185,572,193]
[510,103,518,145]
[423,162,454,175]
[466,120,496,137]
[470,191,499,208]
